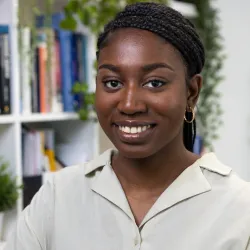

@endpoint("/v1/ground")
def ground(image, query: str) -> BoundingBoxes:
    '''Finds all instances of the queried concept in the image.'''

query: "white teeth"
[131,127,137,134]
[119,125,152,134]
[124,126,130,133]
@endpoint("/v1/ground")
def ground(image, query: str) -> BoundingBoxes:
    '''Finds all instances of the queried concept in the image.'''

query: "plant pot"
[0,212,4,240]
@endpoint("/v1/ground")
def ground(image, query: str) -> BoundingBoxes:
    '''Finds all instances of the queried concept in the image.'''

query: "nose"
[117,83,147,115]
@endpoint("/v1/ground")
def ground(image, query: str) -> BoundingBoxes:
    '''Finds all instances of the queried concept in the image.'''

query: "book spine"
[37,31,47,113]
[31,48,40,113]
[82,34,88,84]
[0,33,11,114]
[54,32,63,112]
[71,33,80,110]
[47,29,62,113]
[59,31,74,112]
[44,29,53,113]
[20,27,32,114]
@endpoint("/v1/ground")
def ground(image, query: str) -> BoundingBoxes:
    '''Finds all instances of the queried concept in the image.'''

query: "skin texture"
[95,28,202,225]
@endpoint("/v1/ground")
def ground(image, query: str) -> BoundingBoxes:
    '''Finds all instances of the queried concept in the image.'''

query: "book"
[19,13,89,114]
[20,27,32,114]
[22,127,56,176]
[193,135,203,155]
[0,26,11,114]
[36,13,74,112]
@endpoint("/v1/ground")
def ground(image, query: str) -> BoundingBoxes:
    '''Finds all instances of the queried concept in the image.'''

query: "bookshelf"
[0,0,196,242]
[0,0,99,241]
[20,112,79,122]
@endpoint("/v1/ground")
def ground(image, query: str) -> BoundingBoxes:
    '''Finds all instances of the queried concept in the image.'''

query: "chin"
[114,143,157,160]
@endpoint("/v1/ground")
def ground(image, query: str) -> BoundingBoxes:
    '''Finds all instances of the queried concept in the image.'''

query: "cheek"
[150,87,186,121]
[95,84,116,119]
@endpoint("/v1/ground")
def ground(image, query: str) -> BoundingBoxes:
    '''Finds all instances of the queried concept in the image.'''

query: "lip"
[113,123,156,144]
[114,120,157,127]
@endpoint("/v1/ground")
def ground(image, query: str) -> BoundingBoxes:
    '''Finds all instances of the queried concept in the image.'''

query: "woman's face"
[95,28,201,159]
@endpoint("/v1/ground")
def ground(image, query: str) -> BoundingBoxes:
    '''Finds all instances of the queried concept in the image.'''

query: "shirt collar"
[84,149,232,177]
[85,149,231,227]
[197,152,232,176]
[84,149,113,175]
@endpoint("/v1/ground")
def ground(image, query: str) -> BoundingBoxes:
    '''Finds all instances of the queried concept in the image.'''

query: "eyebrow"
[98,62,174,73]
[98,64,121,73]
[142,63,174,72]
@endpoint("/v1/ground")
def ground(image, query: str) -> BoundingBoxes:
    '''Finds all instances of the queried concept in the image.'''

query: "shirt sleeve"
[4,176,55,250]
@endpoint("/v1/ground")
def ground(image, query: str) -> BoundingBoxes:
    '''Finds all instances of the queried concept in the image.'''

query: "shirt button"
[134,237,140,246]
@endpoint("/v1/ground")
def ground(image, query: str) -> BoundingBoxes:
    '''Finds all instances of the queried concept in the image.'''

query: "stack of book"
[21,127,62,176]
[20,12,88,114]
[22,126,65,208]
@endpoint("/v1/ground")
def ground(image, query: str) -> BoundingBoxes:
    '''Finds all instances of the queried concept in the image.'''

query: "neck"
[112,142,199,193]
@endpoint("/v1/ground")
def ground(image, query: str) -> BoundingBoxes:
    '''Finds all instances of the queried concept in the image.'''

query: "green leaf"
[60,18,77,31]
[78,108,89,120]
[85,93,95,105]
[0,160,22,212]
[67,0,80,12]
[32,7,42,16]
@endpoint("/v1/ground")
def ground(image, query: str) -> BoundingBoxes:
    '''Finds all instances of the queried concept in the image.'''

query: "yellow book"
[45,149,56,172]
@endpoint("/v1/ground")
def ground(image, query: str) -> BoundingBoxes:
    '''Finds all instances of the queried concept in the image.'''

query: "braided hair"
[96,2,205,152]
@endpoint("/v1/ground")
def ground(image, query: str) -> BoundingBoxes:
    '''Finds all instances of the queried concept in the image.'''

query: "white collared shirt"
[5,149,250,250]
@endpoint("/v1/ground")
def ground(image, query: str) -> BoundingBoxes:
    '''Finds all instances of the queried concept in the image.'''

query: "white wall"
[213,0,250,180]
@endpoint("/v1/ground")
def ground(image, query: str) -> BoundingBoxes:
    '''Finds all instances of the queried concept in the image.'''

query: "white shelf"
[0,114,15,124]
[20,112,79,123]
[0,113,80,124]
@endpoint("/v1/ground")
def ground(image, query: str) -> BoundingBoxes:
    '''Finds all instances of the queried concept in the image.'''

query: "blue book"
[36,13,74,112]
[81,34,88,83]
[193,135,203,155]
[72,33,89,110]
[71,33,80,110]
[0,26,8,33]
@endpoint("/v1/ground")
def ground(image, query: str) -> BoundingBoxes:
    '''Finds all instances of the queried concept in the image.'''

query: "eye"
[143,79,166,88]
[104,80,123,90]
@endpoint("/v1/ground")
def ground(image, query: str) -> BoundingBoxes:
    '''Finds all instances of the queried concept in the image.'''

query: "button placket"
[132,223,142,249]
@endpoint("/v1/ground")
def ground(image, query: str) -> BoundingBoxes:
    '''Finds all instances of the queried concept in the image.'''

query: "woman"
[6,2,250,250]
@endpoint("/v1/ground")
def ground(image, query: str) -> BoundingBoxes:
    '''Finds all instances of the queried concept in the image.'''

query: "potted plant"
[0,159,21,240]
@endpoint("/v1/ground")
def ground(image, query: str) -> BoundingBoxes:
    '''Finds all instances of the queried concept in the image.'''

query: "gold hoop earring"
[184,106,195,123]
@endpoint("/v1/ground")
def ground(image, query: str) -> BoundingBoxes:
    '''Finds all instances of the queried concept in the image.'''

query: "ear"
[186,74,203,108]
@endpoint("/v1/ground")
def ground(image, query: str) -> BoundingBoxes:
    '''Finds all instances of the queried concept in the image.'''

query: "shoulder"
[197,153,250,239]
[199,152,250,204]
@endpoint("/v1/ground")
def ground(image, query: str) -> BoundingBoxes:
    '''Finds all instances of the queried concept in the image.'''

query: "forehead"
[98,28,183,68]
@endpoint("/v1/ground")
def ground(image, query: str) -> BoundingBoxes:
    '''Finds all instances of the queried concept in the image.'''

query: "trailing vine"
[60,0,169,33]
[184,0,225,149]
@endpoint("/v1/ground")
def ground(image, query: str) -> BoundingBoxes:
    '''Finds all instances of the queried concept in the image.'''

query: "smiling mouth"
[118,125,153,134]
[112,122,156,143]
